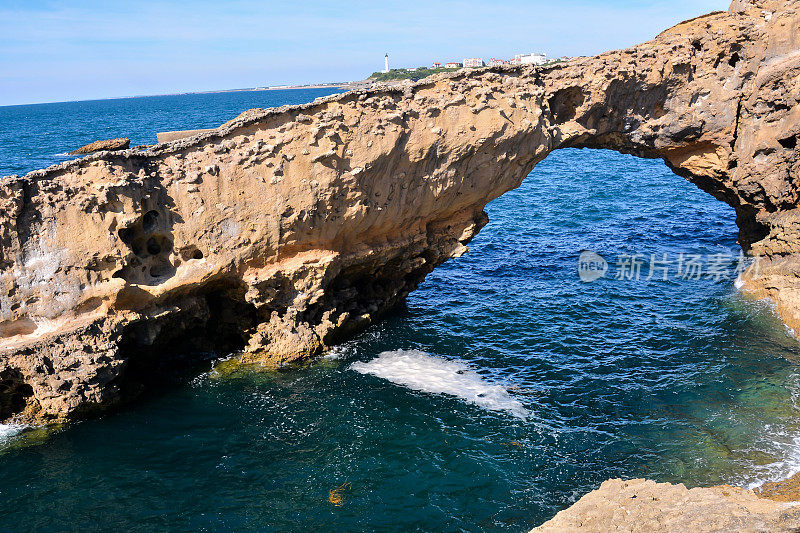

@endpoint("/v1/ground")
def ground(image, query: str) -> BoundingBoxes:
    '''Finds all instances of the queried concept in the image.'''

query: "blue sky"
[0,0,729,106]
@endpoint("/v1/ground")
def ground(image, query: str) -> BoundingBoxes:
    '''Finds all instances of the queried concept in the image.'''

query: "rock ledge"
[69,137,130,154]
[532,479,800,533]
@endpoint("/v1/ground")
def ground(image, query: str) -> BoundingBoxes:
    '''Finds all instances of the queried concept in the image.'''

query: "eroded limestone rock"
[1,0,799,427]
[531,479,800,533]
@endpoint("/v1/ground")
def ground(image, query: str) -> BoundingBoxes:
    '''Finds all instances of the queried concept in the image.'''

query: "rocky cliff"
[0,0,798,433]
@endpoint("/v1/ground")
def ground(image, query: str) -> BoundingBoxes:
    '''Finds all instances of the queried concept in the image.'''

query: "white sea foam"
[734,276,745,290]
[0,423,25,442]
[323,346,343,360]
[745,375,800,489]
[745,431,800,490]
[350,349,530,419]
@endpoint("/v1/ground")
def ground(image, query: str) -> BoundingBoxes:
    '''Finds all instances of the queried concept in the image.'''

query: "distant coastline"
[261,82,357,91]
[107,82,358,100]
[0,83,358,108]
[180,82,357,94]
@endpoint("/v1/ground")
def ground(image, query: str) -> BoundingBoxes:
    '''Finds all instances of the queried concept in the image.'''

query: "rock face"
[69,138,130,155]
[531,479,800,532]
[0,0,799,426]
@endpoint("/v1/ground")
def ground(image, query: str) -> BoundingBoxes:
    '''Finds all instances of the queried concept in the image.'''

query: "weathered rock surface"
[69,138,130,155]
[531,479,800,532]
[756,470,800,502]
[0,0,798,432]
[156,129,216,143]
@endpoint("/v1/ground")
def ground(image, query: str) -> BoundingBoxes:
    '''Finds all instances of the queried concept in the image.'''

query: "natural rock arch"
[0,0,799,422]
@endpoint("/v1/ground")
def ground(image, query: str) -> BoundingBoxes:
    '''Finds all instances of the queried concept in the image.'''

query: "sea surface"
[3,89,800,532]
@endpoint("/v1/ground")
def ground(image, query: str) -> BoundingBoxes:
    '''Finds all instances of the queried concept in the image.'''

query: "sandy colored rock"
[156,129,216,143]
[1,0,800,429]
[532,479,800,532]
[69,137,130,154]
[755,471,800,502]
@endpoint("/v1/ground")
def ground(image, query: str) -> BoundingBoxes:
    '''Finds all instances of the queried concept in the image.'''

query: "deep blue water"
[2,90,800,532]
[0,88,344,178]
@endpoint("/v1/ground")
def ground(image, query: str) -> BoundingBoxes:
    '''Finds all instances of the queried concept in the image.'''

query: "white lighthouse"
[383,53,389,73]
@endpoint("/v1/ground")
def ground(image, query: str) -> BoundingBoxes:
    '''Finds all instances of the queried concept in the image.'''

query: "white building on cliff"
[511,53,547,66]
[463,58,485,68]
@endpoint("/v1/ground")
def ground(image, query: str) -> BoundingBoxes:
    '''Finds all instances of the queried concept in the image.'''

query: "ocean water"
[0,88,345,177]
[3,89,800,531]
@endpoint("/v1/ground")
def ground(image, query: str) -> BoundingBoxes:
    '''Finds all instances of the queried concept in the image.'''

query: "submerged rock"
[69,137,130,154]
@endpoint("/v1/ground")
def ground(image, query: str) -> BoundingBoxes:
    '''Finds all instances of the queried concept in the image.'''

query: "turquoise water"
[3,90,800,532]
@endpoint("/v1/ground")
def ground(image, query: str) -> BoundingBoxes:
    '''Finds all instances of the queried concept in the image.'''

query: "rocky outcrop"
[69,138,130,154]
[0,0,799,428]
[531,479,800,532]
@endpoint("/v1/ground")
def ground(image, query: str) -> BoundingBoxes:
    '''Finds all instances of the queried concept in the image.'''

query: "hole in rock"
[131,240,145,257]
[779,136,797,150]
[149,263,172,278]
[0,369,34,420]
[0,318,37,338]
[179,247,204,261]
[146,237,161,256]
[114,284,260,400]
[729,53,740,67]
[142,210,159,232]
[548,87,585,125]
[118,227,134,244]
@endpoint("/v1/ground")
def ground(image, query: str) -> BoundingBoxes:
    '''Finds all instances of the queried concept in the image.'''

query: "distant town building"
[432,62,442,69]
[463,58,485,68]
[511,53,547,66]
[407,67,417,72]
[383,53,389,73]
[444,62,461,68]
[486,58,508,67]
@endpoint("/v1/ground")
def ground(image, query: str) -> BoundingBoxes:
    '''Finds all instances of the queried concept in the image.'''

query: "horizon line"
[0,81,353,109]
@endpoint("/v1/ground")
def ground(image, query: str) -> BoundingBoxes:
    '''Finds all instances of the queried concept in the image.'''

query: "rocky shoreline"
[2,0,800,528]
[532,478,800,532]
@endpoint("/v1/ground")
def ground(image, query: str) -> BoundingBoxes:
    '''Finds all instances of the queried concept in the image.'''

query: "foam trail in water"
[351,349,531,419]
